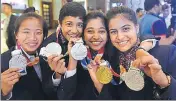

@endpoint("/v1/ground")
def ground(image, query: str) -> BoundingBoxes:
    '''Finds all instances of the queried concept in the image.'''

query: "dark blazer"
[41,32,77,100]
[1,47,58,100]
[102,45,176,100]
[42,33,110,100]
[6,14,17,49]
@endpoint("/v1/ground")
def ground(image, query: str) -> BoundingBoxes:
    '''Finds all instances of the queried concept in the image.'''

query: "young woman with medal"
[98,6,176,100]
[73,11,157,99]
[40,2,87,100]
[1,13,60,100]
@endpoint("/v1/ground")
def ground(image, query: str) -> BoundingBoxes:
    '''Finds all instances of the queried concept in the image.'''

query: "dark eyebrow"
[86,27,94,30]
[109,29,117,32]
[109,24,131,32]
[22,28,30,31]
[99,27,106,30]
[65,21,72,23]
[36,29,43,31]
[121,24,131,28]
[21,28,42,31]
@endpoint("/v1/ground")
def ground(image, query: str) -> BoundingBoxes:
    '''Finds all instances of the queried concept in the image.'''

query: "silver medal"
[124,67,144,91]
[71,43,87,60]
[9,54,27,76]
[45,42,62,57]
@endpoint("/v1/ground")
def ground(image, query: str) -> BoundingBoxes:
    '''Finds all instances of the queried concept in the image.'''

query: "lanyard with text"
[17,43,39,66]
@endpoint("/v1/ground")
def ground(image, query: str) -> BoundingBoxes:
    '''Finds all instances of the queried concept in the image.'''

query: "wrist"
[1,89,9,96]
[55,72,62,79]
[160,75,171,89]
[67,57,77,71]
[154,71,171,88]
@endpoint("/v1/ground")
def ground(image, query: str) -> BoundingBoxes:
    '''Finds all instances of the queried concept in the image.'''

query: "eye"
[110,30,117,35]
[99,30,106,34]
[23,31,30,34]
[122,27,130,32]
[87,30,94,34]
[66,22,72,27]
[77,23,83,28]
[36,32,42,35]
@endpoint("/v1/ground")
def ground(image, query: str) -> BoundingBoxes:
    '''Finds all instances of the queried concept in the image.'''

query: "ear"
[15,32,18,40]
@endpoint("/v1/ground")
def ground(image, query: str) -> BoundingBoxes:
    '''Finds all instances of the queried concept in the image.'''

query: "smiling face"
[84,18,107,51]
[109,15,139,52]
[16,17,43,54]
[61,16,83,41]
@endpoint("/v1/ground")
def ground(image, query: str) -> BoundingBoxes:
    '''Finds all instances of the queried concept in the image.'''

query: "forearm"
[67,56,77,71]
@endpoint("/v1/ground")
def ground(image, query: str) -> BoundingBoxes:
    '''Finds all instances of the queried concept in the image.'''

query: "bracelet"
[160,75,171,89]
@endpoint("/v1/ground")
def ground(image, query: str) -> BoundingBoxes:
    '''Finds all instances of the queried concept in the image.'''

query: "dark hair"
[14,12,48,39]
[144,0,160,11]
[2,3,12,9]
[136,8,143,13]
[83,11,108,35]
[59,2,86,24]
[162,4,169,11]
[23,7,35,13]
[106,6,138,25]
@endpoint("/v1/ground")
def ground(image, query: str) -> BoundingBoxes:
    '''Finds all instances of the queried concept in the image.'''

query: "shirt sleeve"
[1,91,12,100]
[52,72,61,86]
[64,68,77,78]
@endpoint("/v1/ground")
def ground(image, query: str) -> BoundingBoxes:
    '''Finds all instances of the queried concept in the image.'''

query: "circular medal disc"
[71,43,87,60]
[96,66,113,84]
[9,55,27,75]
[46,42,62,56]
[124,68,144,91]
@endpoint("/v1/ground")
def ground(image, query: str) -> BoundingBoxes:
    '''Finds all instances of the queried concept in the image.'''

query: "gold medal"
[96,65,113,84]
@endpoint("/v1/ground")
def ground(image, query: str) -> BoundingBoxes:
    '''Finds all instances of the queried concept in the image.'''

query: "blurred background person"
[1,3,17,52]
[23,7,35,14]
[136,8,145,19]
[160,4,171,28]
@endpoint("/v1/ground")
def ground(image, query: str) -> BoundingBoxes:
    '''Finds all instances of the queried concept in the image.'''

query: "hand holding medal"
[9,50,28,76]
[96,60,113,84]
[70,38,87,60]
[133,49,168,88]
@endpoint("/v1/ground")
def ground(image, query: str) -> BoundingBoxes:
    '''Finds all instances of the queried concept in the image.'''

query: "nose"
[29,32,37,41]
[116,32,124,40]
[71,25,78,34]
[92,32,100,40]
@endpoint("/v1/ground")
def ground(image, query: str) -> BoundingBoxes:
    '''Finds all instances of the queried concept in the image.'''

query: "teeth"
[29,44,37,46]
[119,41,128,45]
[92,42,101,45]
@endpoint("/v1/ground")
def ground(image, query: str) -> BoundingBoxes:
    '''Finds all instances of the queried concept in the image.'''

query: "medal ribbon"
[17,43,39,66]
[81,47,104,70]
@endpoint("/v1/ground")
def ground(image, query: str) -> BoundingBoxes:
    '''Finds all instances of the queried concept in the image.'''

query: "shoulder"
[150,45,175,56]
[42,32,57,47]
[149,45,176,70]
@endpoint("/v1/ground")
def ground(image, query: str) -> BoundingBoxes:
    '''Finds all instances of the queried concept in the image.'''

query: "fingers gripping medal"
[124,66,144,91]
[96,61,113,84]
[71,39,87,60]
[9,50,27,76]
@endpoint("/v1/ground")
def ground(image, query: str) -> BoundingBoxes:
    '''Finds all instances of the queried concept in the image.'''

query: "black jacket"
[6,14,17,48]
[1,47,58,100]
[102,45,176,100]
[41,32,77,100]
